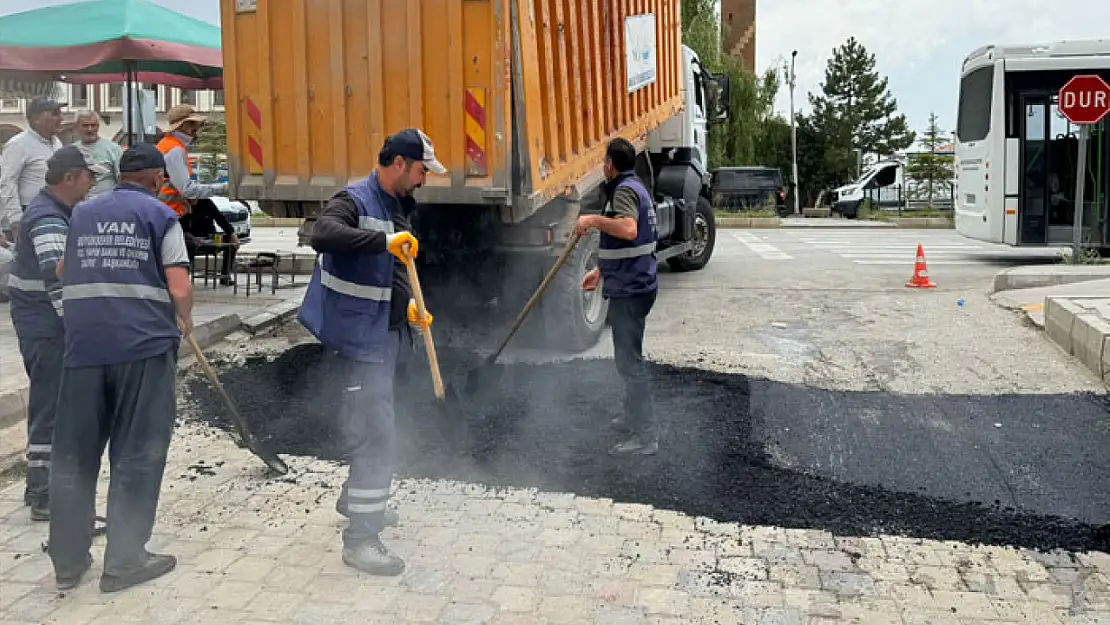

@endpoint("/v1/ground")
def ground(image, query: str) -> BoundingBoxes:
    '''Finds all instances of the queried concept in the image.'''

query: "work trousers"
[48,349,178,578]
[331,328,409,546]
[19,336,64,507]
[607,290,658,437]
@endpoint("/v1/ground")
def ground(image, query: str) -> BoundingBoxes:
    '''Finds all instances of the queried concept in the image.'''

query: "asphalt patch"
[185,342,1110,553]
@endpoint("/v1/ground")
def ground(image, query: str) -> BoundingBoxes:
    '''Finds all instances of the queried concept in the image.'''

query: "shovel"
[401,243,447,402]
[463,232,583,395]
[181,321,290,475]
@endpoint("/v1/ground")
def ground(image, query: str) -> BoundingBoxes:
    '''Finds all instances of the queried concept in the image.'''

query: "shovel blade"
[464,362,507,396]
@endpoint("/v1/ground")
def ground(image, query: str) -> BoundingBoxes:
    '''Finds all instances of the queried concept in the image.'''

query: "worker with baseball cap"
[48,143,194,593]
[8,145,106,521]
[298,128,444,576]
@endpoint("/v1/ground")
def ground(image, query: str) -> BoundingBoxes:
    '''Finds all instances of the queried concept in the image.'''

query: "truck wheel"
[536,229,609,352]
[668,196,716,272]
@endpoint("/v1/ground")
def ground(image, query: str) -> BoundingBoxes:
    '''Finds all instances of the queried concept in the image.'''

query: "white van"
[831,160,906,218]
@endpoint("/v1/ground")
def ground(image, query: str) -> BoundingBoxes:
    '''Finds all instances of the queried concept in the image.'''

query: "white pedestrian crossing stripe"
[733,232,793,260]
[786,231,1038,266]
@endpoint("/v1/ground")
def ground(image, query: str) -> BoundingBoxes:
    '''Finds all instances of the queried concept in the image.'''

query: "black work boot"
[335,492,399,527]
[342,535,405,576]
[56,553,94,591]
[609,433,659,456]
[99,552,177,593]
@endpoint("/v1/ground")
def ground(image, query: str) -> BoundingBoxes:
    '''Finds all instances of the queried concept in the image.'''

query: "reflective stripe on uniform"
[319,268,390,301]
[598,242,656,260]
[347,501,388,514]
[27,444,51,454]
[7,275,46,291]
[358,216,394,234]
[348,487,390,499]
[63,282,171,303]
[27,460,50,468]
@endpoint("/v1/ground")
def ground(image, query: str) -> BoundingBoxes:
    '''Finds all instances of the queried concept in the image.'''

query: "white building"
[0,82,224,146]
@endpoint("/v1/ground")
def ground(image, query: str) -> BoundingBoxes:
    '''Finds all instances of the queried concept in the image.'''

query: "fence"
[862,182,955,214]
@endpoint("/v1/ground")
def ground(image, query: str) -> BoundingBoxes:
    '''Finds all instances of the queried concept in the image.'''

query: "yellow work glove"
[385,231,418,262]
[407,299,433,332]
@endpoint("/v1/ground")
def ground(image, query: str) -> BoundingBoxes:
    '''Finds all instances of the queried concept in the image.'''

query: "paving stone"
[224,555,279,582]
[928,590,999,620]
[490,561,544,586]
[820,571,877,598]
[402,566,452,594]
[392,591,448,621]
[490,586,539,612]
[242,590,307,620]
[437,601,497,624]
[909,565,966,591]
[960,570,1027,598]
[989,598,1064,624]
[900,611,961,625]
[628,563,684,587]
[537,595,598,623]
[750,607,805,625]
[636,587,691,616]
[769,564,823,589]
[802,549,858,572]
[593,606,650,625]
[205,580,265,610]
[782,588,839,616]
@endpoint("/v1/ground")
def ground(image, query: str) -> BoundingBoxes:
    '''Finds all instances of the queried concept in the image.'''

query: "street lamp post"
[789,50,800,216]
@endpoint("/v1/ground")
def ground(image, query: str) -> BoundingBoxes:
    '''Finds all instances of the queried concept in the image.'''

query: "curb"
[992,266,1110,293]
[716,217,954,229]
[1044,296,1110,383]
[0,296,304,474]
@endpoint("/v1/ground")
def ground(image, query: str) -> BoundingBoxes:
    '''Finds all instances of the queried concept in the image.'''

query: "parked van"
[830,160,905,218]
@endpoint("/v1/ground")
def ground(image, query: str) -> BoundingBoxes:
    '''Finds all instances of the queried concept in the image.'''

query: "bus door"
[1017,93,1049,245]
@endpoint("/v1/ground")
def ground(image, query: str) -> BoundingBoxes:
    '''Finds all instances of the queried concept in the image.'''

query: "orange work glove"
[407,299,433,331]
[385,231,418,262]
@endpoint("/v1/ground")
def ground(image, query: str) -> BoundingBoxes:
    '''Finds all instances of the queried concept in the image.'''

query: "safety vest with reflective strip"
[61,183,181,368]
[298,172,396,363]
[8,189,70,340]
[155,134,190,216]
[598,172,658,298]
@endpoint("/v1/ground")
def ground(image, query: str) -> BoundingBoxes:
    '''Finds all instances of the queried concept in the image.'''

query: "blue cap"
[383,129,447,174]
[119,143,166,173]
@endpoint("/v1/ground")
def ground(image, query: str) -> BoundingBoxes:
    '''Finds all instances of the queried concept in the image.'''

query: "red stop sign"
[1058,74,1110,125]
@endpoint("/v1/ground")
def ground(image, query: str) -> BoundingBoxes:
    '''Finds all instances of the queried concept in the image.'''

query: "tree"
[905,111,955,207]
[681,0,781,171]
[190,113,227,184]
[809,37,915,175]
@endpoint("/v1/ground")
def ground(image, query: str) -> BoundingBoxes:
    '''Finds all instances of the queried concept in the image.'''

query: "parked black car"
[710,166,788,215]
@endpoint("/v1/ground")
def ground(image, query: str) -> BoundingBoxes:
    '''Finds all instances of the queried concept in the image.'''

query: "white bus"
[954,39,1110,248]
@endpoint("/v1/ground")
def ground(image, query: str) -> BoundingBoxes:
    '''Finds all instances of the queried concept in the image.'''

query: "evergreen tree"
[905,111,954,206]
[809,37,915,175]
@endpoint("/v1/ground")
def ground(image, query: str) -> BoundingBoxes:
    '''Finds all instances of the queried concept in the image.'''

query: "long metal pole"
[1073,124,1090,261]
[790,51,799,215]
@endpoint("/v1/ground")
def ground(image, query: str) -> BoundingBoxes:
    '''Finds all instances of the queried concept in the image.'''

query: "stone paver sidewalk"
[2,416,1109,625]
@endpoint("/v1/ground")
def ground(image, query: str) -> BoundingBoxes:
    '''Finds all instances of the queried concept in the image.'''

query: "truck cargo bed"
[221,0,683,222]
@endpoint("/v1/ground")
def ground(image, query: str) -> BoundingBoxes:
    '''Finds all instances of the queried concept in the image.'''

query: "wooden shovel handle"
[402,244,445,401]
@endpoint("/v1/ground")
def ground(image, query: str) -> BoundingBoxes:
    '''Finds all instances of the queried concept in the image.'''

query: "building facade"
[721,0,756,71]
[0,82,223,146]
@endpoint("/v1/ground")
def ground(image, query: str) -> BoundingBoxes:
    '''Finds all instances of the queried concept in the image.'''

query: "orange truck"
[220,0,730,349]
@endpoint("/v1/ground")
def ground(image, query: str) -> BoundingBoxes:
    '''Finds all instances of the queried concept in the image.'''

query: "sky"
[4,0,1110,140]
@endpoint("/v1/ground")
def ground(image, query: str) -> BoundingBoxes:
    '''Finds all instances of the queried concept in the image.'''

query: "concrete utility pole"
[790,50,800,215]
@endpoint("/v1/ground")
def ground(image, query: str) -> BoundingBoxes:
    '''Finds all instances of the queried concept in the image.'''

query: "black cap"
[47,145,108,177]
[383,128,447,174]
[119,143,166,173]
[27,97,64,118]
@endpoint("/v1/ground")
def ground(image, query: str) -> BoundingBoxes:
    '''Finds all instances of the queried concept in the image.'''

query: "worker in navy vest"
[8,146,105,521]
[48,143,195,593]
[575,138,660,456]
[298,128,444,576]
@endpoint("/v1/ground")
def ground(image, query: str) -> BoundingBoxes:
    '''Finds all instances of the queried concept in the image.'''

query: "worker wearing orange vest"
[155,104,226,217]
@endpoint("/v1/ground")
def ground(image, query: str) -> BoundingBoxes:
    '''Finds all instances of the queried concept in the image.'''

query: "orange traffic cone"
[906,243,936,289]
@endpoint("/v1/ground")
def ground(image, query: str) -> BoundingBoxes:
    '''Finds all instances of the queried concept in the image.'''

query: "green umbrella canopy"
[0,0,222,89]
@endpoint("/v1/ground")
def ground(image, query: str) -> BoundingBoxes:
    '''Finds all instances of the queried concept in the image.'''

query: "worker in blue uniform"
[7,146,104,520]
[575,138,660,456]
[47,144,194,593]
[298,128,444,576]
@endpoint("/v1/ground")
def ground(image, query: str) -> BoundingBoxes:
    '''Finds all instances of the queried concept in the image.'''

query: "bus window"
[958,66,994,143]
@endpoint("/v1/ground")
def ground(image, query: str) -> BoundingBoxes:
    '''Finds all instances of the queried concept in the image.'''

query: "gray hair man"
[72,109,122,200]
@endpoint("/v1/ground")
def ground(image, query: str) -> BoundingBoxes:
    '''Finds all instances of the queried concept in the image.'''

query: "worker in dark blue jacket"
[575,138,660,456]
[8,146,104,520]
[48,144,194,593]
[299,128,443,576]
